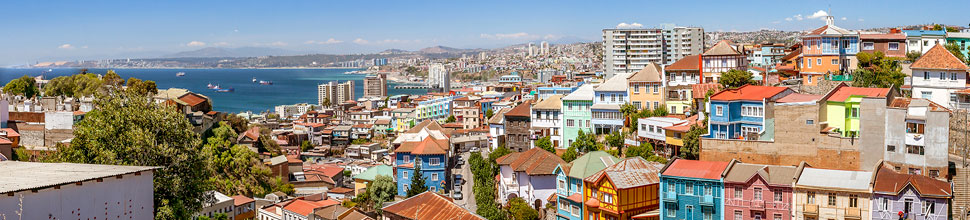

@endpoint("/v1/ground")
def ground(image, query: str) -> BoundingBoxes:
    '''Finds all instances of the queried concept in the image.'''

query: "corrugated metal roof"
[584,157,664,189]
[795,167,871,191]
[0,161,158,194]
[382,191,484,220]
[594,73,630,92]
[563,84,596,101]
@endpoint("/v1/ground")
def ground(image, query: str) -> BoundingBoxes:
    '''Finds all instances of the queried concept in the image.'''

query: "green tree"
[301,140,313,152]
[852,51,906,88]
[485,109,495,119]
[535,136,554,153]
[202,122,284,197]
[605,131,624,155]
[719,69,755,89]
[102,70,125,87]
[126,77,158,96]
[44,73,103,98]
[945,42,967,62]
[626,143,667,163]
[45,90,209,219]
[906,51,922,62]
[369,175,396,214]
[445,115,457,123]
[225,114,250,134]
[469,152,509,220]
[561,146,579,162]
[680,125,705,160]
[508,197,539,220]
[488,146,512,162]
[3,75,38,98]
[652,105,669,117]
[571,130,602,153]
[406,164,429,197]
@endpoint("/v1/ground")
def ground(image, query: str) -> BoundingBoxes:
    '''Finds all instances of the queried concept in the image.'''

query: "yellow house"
[664,55,702,115]
[794,167,873,220]
[583,157,664,220]
[351,165,393,196]
[628,63,666,111]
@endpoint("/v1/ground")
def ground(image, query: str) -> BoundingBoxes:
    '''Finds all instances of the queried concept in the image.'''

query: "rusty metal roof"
[584,157,664,189]
[382,191,484,220]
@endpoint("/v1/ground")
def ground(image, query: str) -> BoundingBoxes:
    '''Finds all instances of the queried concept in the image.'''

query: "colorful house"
[860,33,907,58]
[903,30,946,55]
[800,16,859,85]
[554,151,619,220]
[392,120,451,196]
[946,32,970,60]
[702,40,747,83]
[871,164,951,220]
[562,84,595,146]
[661,115,699,158]
[660,159,732,220]
[820,84,892,137]
[593,73,629,134]
[793,167,872,220]
[496,147,565,207]
[352,165,393,196]
[722,162,803,220]
[665,55,702,115]
[584,157,665,220]
[628,62,666,111]
[706,85,793,140]
[533,95,564,149]
[909,44,970,110]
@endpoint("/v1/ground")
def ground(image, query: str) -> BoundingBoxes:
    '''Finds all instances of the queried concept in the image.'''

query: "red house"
[722,162,807,220]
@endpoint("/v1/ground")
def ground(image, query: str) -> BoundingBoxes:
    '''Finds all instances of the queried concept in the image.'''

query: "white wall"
[911,69,968,108]
[44,111,74,130]
[0,171,154,219]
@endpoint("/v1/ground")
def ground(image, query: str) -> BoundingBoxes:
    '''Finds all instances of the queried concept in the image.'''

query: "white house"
[495,148,565,208]
[909,44,970,109]
[0,161,157,219]
[531,95,564,149]
[637,116,687,143]
[488,108,511,150]
[196,191,236,220]
[903,30,947,54]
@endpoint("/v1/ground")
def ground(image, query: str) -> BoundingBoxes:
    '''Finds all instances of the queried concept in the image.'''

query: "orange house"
[583,157,665,220]
[799,16,859,86]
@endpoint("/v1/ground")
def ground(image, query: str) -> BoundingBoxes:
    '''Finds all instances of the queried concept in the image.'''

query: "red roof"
[825,86,891,102]
[283,199,340,217]
[287,155,303,164]
[495,147,566,175]
[662,159,730,180]
[565,193,584,203]
[329,187,354,194]
[396,136,449,155]
[911,44,969,70]
[873,166,951,197]
[503,100,532,117]
[178,93,208,107]
[0,138,11,145]
[231,195,255,206]
[709,85,790,101]
[382,191,483,220]
[2,128,20,137]
[666,55,701,71]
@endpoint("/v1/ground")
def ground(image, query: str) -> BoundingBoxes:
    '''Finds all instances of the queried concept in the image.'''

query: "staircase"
[954,167,970,220]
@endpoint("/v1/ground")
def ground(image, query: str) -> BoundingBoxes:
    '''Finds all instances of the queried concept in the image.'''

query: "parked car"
[454,182,462,192]
[453,192,463,200]
[455,174,463,184]
[470,147,480,153]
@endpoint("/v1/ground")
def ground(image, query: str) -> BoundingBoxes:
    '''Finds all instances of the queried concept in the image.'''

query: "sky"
[2,0,968,66]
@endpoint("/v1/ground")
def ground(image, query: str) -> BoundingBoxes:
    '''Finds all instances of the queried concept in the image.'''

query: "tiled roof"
[533,95,563,110]
[860,33,906,40]
[405,119,445,134]
[723,163,798,185]
[873,166,951,197]
[504,100,532,117]
[709,85,790,101]
[283,199,340,217]
[382,191,484,220]
[776,93,822,103]
[691,83,723,99]
[666,55,701,71]
[178,93,208,107]
[663,115,699,132]
[628,63,663,82]
[911,44,969,70]
[661,159,730,180]
[795,167,871,191]
[231,195,255,206]
[496,147,566,175]
[781,47,802,61]
[487,108,511,124]
[825,86,891,102]
[313,204,349,220]
[566,151,618,179]
[584,157,664,189]
[396,136,448,155]
[703,40,742,56]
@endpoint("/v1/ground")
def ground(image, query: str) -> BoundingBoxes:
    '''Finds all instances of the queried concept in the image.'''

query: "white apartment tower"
[603,24,704,78]
[363,73,387,97]
[318,80,355,106]
[428,63,451,93]
[528,42,536,57]
[540,41,550,55]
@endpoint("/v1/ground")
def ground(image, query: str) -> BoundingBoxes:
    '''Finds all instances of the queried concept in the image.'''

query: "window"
[808,58,813,68]
[600,94,605,101]
[403,171,409,179]
[849,195,858,208]
[850,107,859,118]
[558,179,566,191]
[567,119,575,127]
[774,189,783,201]
[806,119,815,125]
[808,76,812,83]
[754,187,763,200]
[633,101,642,110]
[887,145,896,152]
[586,120,591,128]
[668,182,677,193]
[817,58,822,65]
[704,210,713,220]
[863,42,874,50]
[940,72,946,80]
[671,106,677,114]
[667,204,677,217]
[880,197,889,210]
[827,193,836,206]
[907,122,924,134]
[634,85,640,94]
[559,199,567,211]
[611,94,616,102]
[403,155,410,163]
[685,183,694,194]
[705,186,712,195]
[430,158,440,166]
[952,94,958,104]
[568,103,573,110]
[735,186,743,198]
[832,59,838,65]
[654,102,659,109]
[906,145,925,155]
[430,186,436,192]
[889,42,899,50]
[654,85,659,93]
[774,214,782,220]
[735,211,743,220]
[904,198,913,213]
[807,192,816,204]
[924,200,935,214]
[930,170,940,178]
[571,205,580,216]
[603,193,614,204]
[923,71,930,80]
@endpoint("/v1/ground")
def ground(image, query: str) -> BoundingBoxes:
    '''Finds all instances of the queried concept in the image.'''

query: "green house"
[561,84,595,147]
[821,85,892,137]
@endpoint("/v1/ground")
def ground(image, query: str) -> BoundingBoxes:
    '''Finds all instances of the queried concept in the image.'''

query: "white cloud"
[213,42,230,47]
[353,38,369,44]
[858,18,865,22]
[306,38,343,44]
[58,44,74,49]
[841,17,847,21]
[186,41,206,47]
[378,39,405,44]
[806,10,829,19]
[794,14,804,21]
[785,17,793,21]
[233,29,239,33]
[543,34,563,40]
[616,22,643,29]
[269,41,287,46]
[480,32,535,40]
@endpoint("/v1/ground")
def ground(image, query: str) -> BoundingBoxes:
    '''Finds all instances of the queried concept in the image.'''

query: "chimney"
[825,16,835,26]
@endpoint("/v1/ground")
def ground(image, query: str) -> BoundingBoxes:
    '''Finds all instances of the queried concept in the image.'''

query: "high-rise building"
[427,63,450,93]
[540,41,549,55]
[363,73,387,98]
[528,42,536,57]
[603,24,704,78]
[317,81,355,106]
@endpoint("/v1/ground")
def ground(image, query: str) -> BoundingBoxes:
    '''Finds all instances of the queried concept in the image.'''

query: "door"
[686,205,694,220]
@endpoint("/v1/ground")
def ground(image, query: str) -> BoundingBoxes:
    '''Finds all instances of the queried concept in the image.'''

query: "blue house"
[553,151,618,220]
[394,135,450,196]
[591,73,628,134]
[660,159,733,220]
[706,85,792,140]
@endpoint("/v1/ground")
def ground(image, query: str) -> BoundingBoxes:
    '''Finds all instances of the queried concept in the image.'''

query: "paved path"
[454,151,478,212]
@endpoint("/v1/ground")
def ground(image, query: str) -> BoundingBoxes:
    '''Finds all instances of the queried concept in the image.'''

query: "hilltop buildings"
[799,16,859,84]
[603,24,704,78]
[909,44,970,109]
[318,81,356,107]
[702,40,748,83]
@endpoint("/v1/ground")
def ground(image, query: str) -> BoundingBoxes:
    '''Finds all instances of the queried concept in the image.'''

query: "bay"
[0,68,428,113]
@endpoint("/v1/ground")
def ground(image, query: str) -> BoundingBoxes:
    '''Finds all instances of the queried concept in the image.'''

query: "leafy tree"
[561,146,579,162]
[488,146,512,162]
[945,42,967,62]
[445,115,457,123]
[571,130,602,153]
[102,70,125,87]
[508,197,539,220]
[199,213,228,220]
[202,122,284,197]
[719,69,754,89]
[485,109,494,119]
[45,90,209,219]
[605,131,624,155]
[343,170,352,177]
[535,136,554,153]
[321,98,331,107]
[225,114,250,134]
[932,24,943,31]
[852,51,906,88]
[406,164,429,197]
[126,77,158,96]
[3,75,38,98]
[301,140,313,152]
[652,105,669,117]
[369,175,396,214]
[626,143,667,163]
[44,73,103,98]
[906,51,922,62]
[680,125,705,160]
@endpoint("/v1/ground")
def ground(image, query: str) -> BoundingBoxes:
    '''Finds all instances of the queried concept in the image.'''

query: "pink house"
[722,162,805,220]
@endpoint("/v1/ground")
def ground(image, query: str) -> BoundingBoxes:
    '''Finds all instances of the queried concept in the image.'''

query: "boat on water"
[207,83,217,89]
[176,72,186,77]
[210,85,223,90]
[259,80,273,85]
[216,88,234,93]
[252,77,258,83]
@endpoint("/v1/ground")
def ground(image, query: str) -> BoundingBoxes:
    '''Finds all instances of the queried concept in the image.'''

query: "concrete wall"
[0,171,155,219]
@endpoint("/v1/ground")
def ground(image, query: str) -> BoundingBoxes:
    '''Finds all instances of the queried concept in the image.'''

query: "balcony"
[751,200,765,210]
[701,195,715,206]
[845,207,862,219]
[663,191,678,202]
[803,204,818,216]
[905,133,925,146]
[951,102,970,110]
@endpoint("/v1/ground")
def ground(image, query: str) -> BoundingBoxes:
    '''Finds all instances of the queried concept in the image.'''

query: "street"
[454,151,478,212]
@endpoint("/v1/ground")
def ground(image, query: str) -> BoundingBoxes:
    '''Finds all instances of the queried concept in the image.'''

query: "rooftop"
[533,95,563,110]
[0,161,158,194]
[776,93,822,103]
[709,85,790,101]
[911,44,969,70]
[382,191,484,220]
[703,40,742,56]
[873,166,951,197]
[666,55,701,71]
[627,63,663,82]
[595,73,630,92]
[825,86,891,102]
[566,151,619,179]
[584,157,664,189]
[562,84,596,101]
[661,159,730,180]
[496,147,566,175]
[723,163,798,185]
[796,167,872,191]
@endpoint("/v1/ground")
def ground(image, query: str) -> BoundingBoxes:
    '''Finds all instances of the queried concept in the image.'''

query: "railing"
[951,102,970,110]
[845,207,862,219]
[701,195,715,206]
[826,74,853,81]
[803,204,818,215]
[751,200,765,210]
[663,191,678,202]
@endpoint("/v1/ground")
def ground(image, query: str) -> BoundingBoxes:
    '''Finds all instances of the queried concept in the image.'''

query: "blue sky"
[2,0,967,66]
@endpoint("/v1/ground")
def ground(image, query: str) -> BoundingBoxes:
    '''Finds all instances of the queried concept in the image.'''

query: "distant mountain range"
[162,47,307,58]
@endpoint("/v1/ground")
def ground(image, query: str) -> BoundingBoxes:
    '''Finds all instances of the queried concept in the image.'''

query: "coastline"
[1,67,365,70]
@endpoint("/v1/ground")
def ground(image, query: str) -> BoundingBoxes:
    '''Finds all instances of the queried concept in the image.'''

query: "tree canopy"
[679,125,705,160]
[719,69,755,89]
[561,146,579,162]
[853,51,905,88]
[508,197,539,220]
[535,136,554,153]
[3,75,39,98]
[406,164,429,197]
[570,130,602,153]
[202,122,290,197]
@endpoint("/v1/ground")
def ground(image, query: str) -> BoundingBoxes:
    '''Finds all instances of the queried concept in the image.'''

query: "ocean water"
[0,68,428,113]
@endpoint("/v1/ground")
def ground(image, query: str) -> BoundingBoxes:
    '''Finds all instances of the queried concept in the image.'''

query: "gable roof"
[795,167,872,191]
[911,44,969,70]
[889,97,951,112]
[353,165,393,181]
[776,93,822,103]
[723,163,798,186]
[178,93,209,107]
[584,157,664,189]
[533,95,563,110]
[487,108,511,124]
[313,204,350,220]
[709,85,790,101]
[496,147,566,175]
[566,151,619,179]
[873,166,951,197]
[666,55,701,71]
[661,159,730,180]
[807,24,855,35]
[691,83,723,99]
[595,73,630,92]
[504,100,532,117]
[824,86,891,102]
[703,40,742,56]
[563,84,595,101]
[628,63,663,82]
[283,199,340,217]
[382,191,484,220]
[232,195,255,206]
[405,120,444,134]
[396,136,448,155]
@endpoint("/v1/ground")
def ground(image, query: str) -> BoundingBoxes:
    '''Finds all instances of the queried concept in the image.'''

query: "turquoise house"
[561,84,595,147]
[660,159,732,220]
[553,151,618,220]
